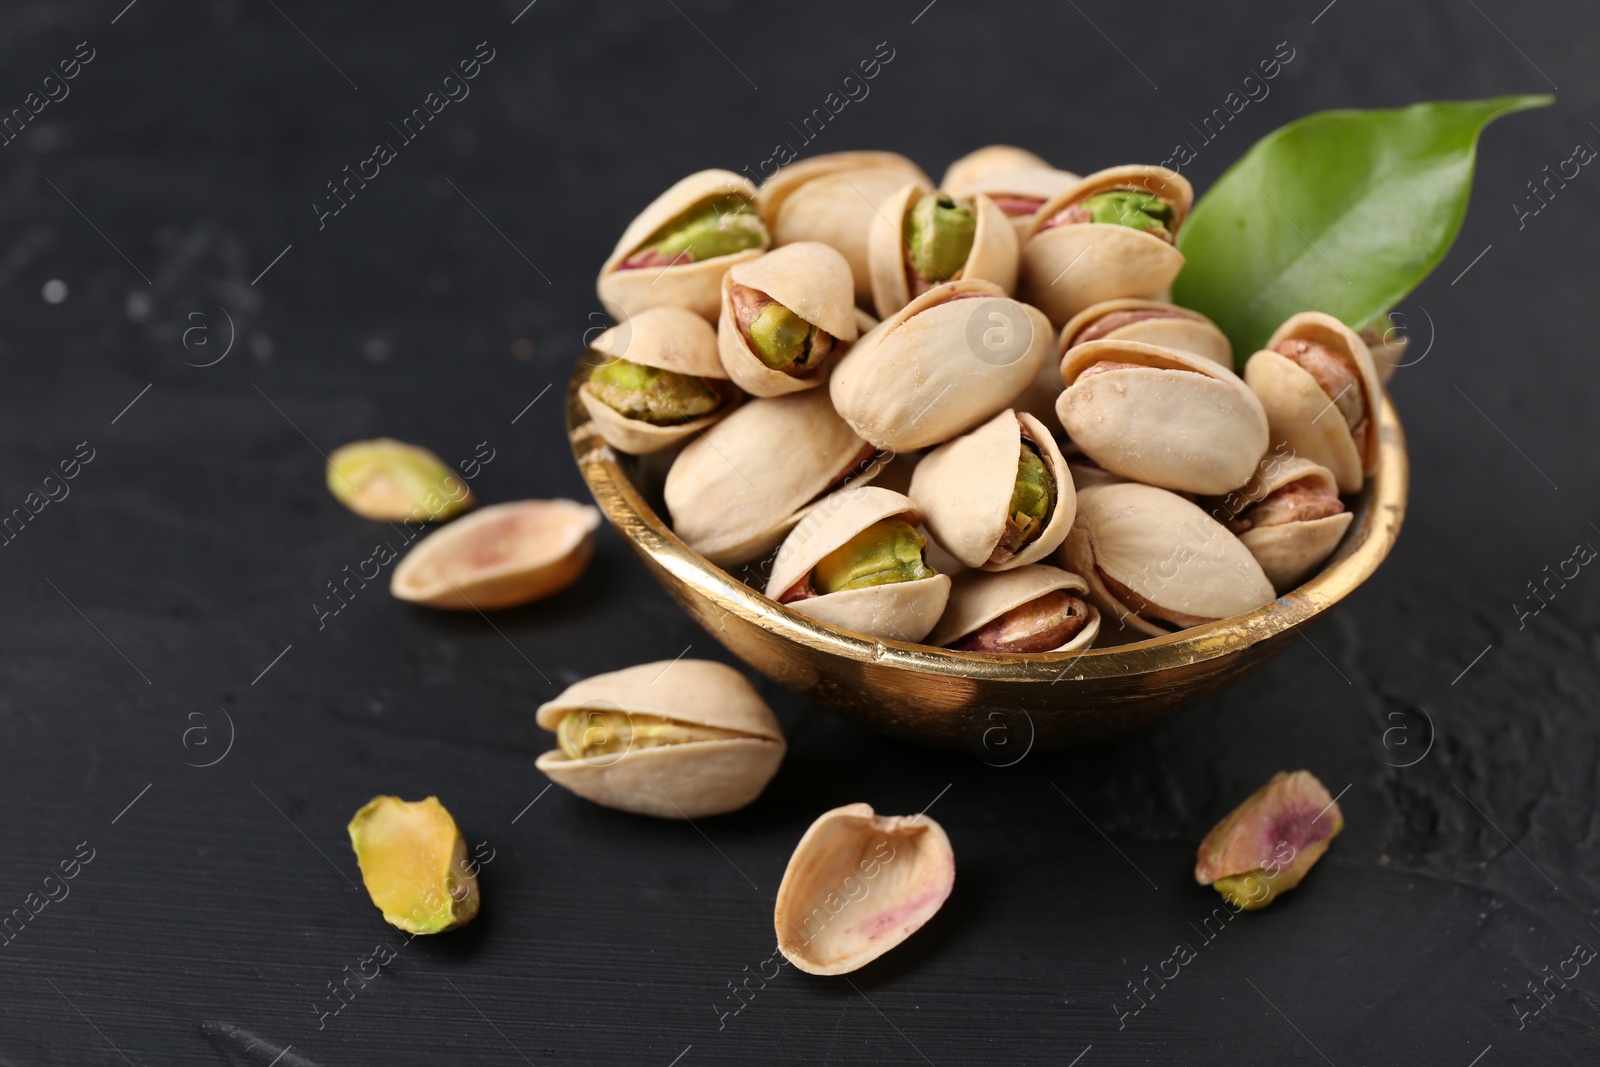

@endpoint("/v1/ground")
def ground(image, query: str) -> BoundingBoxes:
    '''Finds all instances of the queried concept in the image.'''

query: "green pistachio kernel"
[748,302,819,371]
[640,195,766,265]
[812,519,936,595]
[990,441,1056,563]
[557,709,735,761]
[1075,190,1174,238]
[904,193,976,283]
[587,359,721,426]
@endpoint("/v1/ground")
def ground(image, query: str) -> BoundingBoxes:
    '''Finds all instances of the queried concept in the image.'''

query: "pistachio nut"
[535,660,785,819]
[1056,339,1269,496]
[717,243,860,397]
[1209,455,1352,593]
[580,307,737,454]
[939,145,1055,190]
[1022,165,1193,326]
[773,802,955,975]
[664,389,882,566]
[830,279,1051,452]
[1061,482,1274,638]
[327,439,474,523]
[929,564,1100,653]
[598,169,768,321]
[755,151,932,305]
[910,408,1075,571]
[1243,311,1383,493]
[867,183,1017,319]
[942,148,1082,242]
[1195,770,1343,911]
[390,499,600,609]
[348,796,479,934]
[766,486,951,643]
[1059,298,1232,370]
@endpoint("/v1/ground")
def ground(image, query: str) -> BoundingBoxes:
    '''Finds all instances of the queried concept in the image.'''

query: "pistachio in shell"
[717,243,859,397]
[327,439,474,523]
[867,183,1017,319]
[939,145,1056,190]
[390,499,600,609]
[579,307,736,455]
[1210,455,1353,593]
[535,660,785,819]
[1059,298,1232,370]
[773,802,955,975]
[348,796,479,934]
[1195,770,1343,911]
[942,148,1081,241]
[929,564,1100,653]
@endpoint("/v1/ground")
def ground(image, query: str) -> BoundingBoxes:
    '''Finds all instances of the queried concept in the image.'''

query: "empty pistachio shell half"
[390,499,600,609]
[1195,770,1343,911]
[867,183,1017,319]
[1057,339,1269,496]
[1022,164,1192,326]
[535,660,785,819]
[1059,298,1232,370]
[929,564,1100,653]
[830,279,1051,452]
[348,796,479,934]
[327,439,474,523]
[773,802,955,975]
[767,486,951,643]
[910,408,1075,571]
[756,151,932,306]
[1210,455,1352,592]
[598,169,768,321]
[1062,482,1274,638]
[580,307,736,455]
[718,243,859,397]
[1244,311,1383,494]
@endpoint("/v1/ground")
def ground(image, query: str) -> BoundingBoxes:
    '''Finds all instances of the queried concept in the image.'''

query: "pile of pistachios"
[585,147,1387,649]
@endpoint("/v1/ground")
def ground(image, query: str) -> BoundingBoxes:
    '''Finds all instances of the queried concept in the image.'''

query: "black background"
[5,1,1598,1064]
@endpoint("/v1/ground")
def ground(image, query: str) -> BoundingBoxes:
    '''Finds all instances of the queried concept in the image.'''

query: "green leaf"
[1172,96,1552,364]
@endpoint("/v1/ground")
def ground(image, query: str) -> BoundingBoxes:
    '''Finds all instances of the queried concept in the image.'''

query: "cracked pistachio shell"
[348,796,478,934]
[830,279,1051,452]
[598,170,767,321]
[757,151,932,306]
[867,182,1018,319]
[535,660,785,819]
[942,153,1081,242]
[765,486,951,643]
[664,390,880,567]
[327,439,474,523]
[391,499,599,609]
[1195,770,1343,911]
[1059,298,1231,370]
[909,409,1075,571]
[1062,483,1274,638]
[774,802,955,975]
[927,564,1100,652]
[1217,456,1353,593]
[1022,165,1192,327]
[580,308,735,455]
[1244,312,1383,494]
[717,243,860,397]
[1057,339,1269,496]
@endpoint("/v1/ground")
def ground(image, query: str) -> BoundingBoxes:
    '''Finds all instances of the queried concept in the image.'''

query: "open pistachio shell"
[830,279,1051,452]
[1244,312,1383,494]
[773,802,955,975]
[757,151,932,306]
[390,499,600,609]
[910,409,1075,571]
[1056,339,1268,495]
[1022,165,1192,327]
[1059,298,1231,370]
[1062,483,1274,638]
[348,796,479,934]
[534,660,785,819]
[867,182,1018,319]
[598,170,767,321]
[665,390,880,567]
[928,564,1100,652]
[717,243,859,397]
[940,145,1055,190]
[580,308,736,455]
[943,157,1082,242]
[765,486,951,643]
[1212,456,1353,593]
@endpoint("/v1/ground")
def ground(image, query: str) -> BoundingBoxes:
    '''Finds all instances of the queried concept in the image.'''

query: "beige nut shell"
[928,564,1100,651]
[391,499,600,610]
[598,169,767,321]
[943,161,1082,242]
[940,145,1055,190]
[1056,339,1268,496]
[867,182,1018,319]
[717,243,860,397]
[830,279,1051,452]
[1059,298,1232,370]
[1225,456,1354,593]
[580,308,733,455]
[773,802,955,975]
[765,486,951,643]
[535,660,785,820]
[909,409,1075,571]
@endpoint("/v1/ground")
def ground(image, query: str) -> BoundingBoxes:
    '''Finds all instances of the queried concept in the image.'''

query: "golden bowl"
[565,355,1407,750]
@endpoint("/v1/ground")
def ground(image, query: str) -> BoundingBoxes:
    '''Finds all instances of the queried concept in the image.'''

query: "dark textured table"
[5,1,1597,1063]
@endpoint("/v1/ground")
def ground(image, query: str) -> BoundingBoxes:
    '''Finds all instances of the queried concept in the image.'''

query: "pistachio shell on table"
[348,796,478,934]
[830,279,1051,452]
[1195,770,1344,911]
[390,499,600,609]
[580,307,737,455]
[1209,455,1353,593]
[327,439,474,523]
[1056,338,1269,496]
[1059,298,1232,370]
[773,802,955,975]
[535,660,785,819]
[866,181,1018,319]
[717,242,859,397]
[928,564,1100,653]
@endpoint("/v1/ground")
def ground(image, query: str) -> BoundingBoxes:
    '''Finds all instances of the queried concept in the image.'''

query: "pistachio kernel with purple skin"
[730,281,836,374]
[948,589,1092,654]
[1227,478,1345,535]
[1047,189,1176,242]
[988,440,1056,565]
[904,193,977,286]
[782,519,935,603]
[619,194,767,270]
[587,359,722,426]
[1272,338,1367,434]
[1195,770,1344,911]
